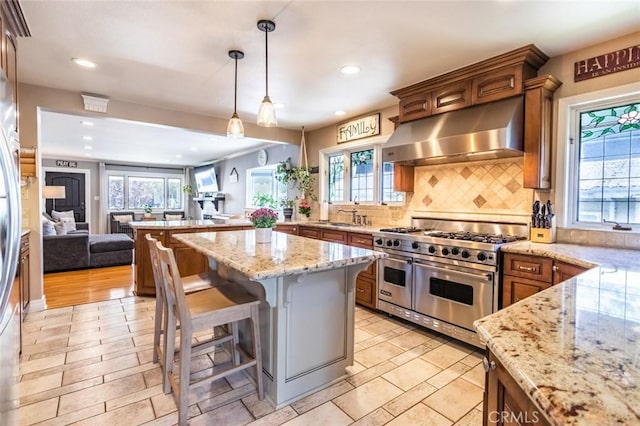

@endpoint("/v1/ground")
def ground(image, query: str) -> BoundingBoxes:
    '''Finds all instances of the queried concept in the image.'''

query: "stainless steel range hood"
[382,96,524,166]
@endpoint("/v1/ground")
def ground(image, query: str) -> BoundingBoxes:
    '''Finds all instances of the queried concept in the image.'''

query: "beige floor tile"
[355,328,374,343]
[423,377,484,422]
[283,402,352,426]
[242,392,276,419]
[58,373,146,414]
[247,406,298,426]
[361,318,402,335]
[461,363,485,388]
[420,342,474,369]
[386,402,453,426]
[345,360,367,376]
[19,372,62,398]
[358,329,404,349]
[388,330,434,350]
[454,407,483,425]
[427,361,473,389]
[389,343,431,366]
[18,397,59,425]
[151,391,179,418]
[355,341,405,368]
[190,399,254,426]
[36,403,105,426]
[62,353,139,385]
[334,377,403,420]
[382,358,441,391]
[20,353,66,375]
[141,365,163,387]
[104,360,158,383]
[350,407,395,426]
[196,383,256,413]
[67,325,131,346]
[460,351,483,367]
[346,360,397,388]
[20,376,104,407]
[74,399,155,426]
[290,379,353,415]
[106,384,163,411]
[383,381,438,417]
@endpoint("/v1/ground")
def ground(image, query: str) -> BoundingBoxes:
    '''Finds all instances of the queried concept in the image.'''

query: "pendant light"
[227,50,245,138]
[257,19,277,127]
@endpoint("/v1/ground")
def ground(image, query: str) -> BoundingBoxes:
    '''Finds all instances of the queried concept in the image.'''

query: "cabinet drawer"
[275,224,298,235]
[399,92,432,122]
[321,229,347,243]
[502,274,552,308]
[358,261,377,280]
[298,226,321,240]
[502,252,552,283]
[472,65,523,104]
[355,276,375,307]
[348,232,373,248]
[20,235,29,253]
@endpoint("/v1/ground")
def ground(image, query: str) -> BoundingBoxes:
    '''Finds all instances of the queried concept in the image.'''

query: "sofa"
[43,230,134,273]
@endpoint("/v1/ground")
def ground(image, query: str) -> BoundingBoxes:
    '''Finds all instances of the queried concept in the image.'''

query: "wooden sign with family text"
[337,113,380,144]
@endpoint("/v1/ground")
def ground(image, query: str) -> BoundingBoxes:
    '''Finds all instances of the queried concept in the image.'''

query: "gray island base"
[172,230,386,408]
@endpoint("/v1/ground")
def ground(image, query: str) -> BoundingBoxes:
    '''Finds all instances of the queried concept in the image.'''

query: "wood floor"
[43,265,135,309]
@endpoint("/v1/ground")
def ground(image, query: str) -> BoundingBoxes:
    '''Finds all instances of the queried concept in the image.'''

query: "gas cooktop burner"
[379,227,423,233]
[424,231,525,244]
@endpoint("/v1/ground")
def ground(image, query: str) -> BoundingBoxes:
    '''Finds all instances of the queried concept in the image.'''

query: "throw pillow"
[165,214,183,221]
[54,221,67,235]
[42,217,56,236]
[42,211,55,222]
[113,214,133,223]
[52,210,75,222]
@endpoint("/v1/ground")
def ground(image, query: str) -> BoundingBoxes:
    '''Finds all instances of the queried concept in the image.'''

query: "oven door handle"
[416,262,492,282]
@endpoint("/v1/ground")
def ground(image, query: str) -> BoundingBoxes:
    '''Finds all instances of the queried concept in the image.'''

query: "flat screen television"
[194,166,219,194]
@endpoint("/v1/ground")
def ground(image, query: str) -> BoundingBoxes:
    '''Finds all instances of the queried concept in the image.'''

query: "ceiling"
[19,1,640,166]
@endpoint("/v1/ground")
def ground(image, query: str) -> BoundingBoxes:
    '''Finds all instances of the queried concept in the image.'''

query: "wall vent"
[81,93,109,113]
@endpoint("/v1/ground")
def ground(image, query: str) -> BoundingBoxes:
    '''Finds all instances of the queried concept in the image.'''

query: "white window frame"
[556,81,640,232]
[244,164,285,209]
[106,170,184,212]
[319,135,405,216]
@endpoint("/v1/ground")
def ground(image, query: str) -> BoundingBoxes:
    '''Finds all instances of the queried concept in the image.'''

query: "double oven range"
[373,217,528,348]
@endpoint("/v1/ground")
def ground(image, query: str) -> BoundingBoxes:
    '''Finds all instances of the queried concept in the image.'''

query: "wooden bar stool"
[155,240,263,425]
[145,234,221,370]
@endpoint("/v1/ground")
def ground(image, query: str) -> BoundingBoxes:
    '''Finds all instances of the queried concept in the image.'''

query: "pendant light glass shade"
[227,50,245,138]
[257,20,277,127]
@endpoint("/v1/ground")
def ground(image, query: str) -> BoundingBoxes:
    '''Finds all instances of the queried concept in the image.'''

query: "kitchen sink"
[327,222,357,227]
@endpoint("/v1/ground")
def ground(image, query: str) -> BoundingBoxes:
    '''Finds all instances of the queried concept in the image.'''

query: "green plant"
[182,184,194,195]
[142,203,153,214]
[298,200,311,218]
[276,159,317,201]
[252,193,277,209]
[279,198,294,209]
[249,208,278,228]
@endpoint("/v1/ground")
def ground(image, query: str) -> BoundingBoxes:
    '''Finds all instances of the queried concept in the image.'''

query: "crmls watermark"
[489,410,540,423]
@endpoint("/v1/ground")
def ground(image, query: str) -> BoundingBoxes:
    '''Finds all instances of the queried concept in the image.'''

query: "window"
[575,101,640,225]
[246,165,286,208]
[322,140,406,205]
[107,172,183,211]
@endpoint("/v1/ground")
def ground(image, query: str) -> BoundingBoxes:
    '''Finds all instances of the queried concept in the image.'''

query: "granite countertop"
[475,242,640,425]
[172,230,386,281]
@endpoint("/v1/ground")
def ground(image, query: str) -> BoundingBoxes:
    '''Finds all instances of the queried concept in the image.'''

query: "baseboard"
[28,296,47,312]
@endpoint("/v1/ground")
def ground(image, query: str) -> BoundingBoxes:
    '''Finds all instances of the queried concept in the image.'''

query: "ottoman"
[89,233,134,268]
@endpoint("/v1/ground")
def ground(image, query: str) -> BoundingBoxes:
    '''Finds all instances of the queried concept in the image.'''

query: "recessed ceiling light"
[84,153,93,157]
[80,120,94,126]
[176,154,182,158]
[190,147,198,152]
[335,110,346,116]
[72,58,97,68]
[340,65,360,75]
[82,135,93,141]
[274,103,285,109]
[84,145,92,150]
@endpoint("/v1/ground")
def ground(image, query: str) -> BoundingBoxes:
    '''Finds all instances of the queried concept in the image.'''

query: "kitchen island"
[172,229,386,408]
[475,242,640,425]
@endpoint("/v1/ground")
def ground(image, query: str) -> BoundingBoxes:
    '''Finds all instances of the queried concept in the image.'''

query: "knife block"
[530,222,556,243]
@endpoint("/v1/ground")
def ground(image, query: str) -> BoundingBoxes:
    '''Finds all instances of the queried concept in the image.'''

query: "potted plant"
[276,159,317,201]
[249,207,278,243]
[298,200,311,220]
[279,198,295,221]
[252,192,278,209]
[142,202,153,218]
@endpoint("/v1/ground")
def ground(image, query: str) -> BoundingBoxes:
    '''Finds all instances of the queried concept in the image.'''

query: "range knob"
[393,239,401,247]
[411,241,419,250]
[386,240,393,247]
[451,247,460,255]
[477,252,487,261]
[375,238,383,246]
[428,245,436,254]
[441,247,450,256]
[461,250,470,259]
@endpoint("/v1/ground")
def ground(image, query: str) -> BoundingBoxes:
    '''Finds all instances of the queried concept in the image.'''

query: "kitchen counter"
[129,218,252,229]
[173,230,385,408]
[475,242,640,425]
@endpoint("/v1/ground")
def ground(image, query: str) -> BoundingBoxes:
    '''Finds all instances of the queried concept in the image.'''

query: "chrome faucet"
[338,208,358,224]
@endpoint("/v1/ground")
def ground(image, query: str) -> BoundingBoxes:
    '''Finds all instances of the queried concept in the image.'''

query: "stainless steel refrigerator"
[0,69,21,425]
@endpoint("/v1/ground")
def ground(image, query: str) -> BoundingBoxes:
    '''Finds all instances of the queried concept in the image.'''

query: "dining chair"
[155,239,263,425]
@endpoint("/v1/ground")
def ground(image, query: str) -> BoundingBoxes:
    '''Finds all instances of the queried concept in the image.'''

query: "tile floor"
[19,297,485,425]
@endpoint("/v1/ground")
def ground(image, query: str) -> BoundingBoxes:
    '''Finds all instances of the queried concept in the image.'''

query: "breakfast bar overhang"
[172,229,386,408]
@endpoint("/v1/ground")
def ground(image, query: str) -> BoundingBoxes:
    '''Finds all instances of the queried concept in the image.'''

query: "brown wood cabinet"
[274,224,298,235]
[484,347,550,425]
[133,225,250,296]
[502,252,588,308]
[398,92,432,122]
[432,81,471,114]
[523,75,562,189]
[298,226,321,240]
[393,164,414,193]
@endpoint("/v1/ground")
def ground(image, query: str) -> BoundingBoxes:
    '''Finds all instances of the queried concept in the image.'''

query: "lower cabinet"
[19,233,30,313]
[484,348,550,425]
[274,224,298,235]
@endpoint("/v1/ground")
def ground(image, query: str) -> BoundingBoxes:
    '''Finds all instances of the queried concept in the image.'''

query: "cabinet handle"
[356,288,365,293]
[482,357,496,373]
[517,265,535,272]
[514,297,520,302]
[552,265,558,272]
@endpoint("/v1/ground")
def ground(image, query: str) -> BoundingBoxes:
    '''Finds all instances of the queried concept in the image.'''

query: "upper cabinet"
[390,45,548,124]
[0,0,31,135]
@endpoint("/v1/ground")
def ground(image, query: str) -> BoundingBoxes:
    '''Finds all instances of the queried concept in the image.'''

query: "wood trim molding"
[1,0,31,37]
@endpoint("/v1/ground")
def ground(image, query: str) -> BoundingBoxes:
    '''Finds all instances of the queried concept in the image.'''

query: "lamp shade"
[257,95,277,127]
[227,112,245,138]
[42,185,66,199]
